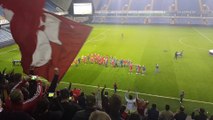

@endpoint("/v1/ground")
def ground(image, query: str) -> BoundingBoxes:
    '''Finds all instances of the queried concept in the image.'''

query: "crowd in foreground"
[0,68,213,120]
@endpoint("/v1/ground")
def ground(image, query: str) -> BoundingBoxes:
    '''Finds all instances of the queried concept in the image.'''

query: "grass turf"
[1,24,213,114]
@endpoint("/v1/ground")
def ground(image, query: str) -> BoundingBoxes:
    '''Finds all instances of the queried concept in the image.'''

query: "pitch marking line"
[193,28,213,44]
[60,81,213,105]
[86,29,111,44]
[178,38,207,50]
[0,48,18,55]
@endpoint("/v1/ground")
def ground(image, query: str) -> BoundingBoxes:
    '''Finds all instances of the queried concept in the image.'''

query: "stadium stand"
[0,6,3,16]
[150,17,170,24]
[127,17,145,24]
[175,18,203,25]
[92,0,213,25]
[96,0,109,10]
[208,18,213,24]
[0,28,14,47]
[93,0,100,10]
[44,0,58,12]
[153,0,174,11]
[177,0,200,12]
[108,0,129,11]
[50,0,72,11]
[130,0,150,10]
[104,17,121,24]
[203,0,213,10]
[0,69,211,120]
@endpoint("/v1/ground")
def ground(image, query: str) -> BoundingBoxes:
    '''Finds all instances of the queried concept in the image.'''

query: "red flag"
[1,0,92,81]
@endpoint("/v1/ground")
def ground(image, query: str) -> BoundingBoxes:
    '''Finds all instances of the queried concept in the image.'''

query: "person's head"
[152,104,157,109]
[199,108,205,114]
[86,95,96,108]
[89,110,111,120]
[60,88,70,100]
[10,89,24,104]
[165,104,170,111]
[104,91,108,96]
[35,97,50,114]
[128,94,133,100]
[12,73,22,83]
[80,92,85,96]
[128,113,140,120]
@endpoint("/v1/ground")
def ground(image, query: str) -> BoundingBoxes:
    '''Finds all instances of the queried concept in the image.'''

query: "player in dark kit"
[180,91,184,103]
[121,33,124,39]
[114,82,117,93]
[175,51,178,60]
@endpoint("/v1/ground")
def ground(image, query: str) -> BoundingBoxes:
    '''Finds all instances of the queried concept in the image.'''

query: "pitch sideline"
[60,81,213,105]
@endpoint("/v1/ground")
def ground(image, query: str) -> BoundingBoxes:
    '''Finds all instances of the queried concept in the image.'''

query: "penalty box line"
[60,81,213,105]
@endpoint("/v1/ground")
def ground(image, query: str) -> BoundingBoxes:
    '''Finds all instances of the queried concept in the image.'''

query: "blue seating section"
[207,18,213,25]
[108,0,129,11]
[44,0,58,12]
[130,0,150,10]
[0,6,3,16]
[203,0,213,10]
[177,0,200,12]
[153,0,174,11]
[105,17,122,24]
[92,16,213,25]
[96,0,109,10]
[0,29,14,47]
[92,0,213,25]
[175,18,203,25]
[150,18,170,24]
[1,0,213,27]
[127,17,144,24]
[0,29,13,43]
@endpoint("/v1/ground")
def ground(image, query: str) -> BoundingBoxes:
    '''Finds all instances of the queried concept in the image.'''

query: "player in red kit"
[129,63,133,74]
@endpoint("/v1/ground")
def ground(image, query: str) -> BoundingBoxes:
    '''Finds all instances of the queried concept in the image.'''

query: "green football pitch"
[1,24,213,114]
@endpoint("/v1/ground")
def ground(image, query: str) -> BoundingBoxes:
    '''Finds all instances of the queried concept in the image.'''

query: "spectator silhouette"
[159,104,174,120]
[174,106,187,120]
[60,88,81,120]
[72,95,96,120]
[33,97,62,120]
[101,85,109,113]
[89,110,111,120]
[191,108,207,120]
[109,94,122,120]
[147,104,159,120]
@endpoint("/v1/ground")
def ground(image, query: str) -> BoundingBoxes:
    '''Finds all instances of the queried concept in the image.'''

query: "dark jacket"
[72,107,96,120]
[191,112,207,120]
[60,101,80,120]
[147,108,159,120]
[174,111,187,120]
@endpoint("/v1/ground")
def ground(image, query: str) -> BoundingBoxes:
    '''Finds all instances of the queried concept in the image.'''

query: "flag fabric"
[1,0,92,81]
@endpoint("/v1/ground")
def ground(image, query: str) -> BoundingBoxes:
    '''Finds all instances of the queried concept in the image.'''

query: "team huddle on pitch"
[72,53,160,75]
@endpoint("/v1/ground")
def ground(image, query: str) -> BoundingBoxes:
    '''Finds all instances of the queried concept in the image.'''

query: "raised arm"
[47,68,59,93]
[101,85,106,98]
[125,91,129,102]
